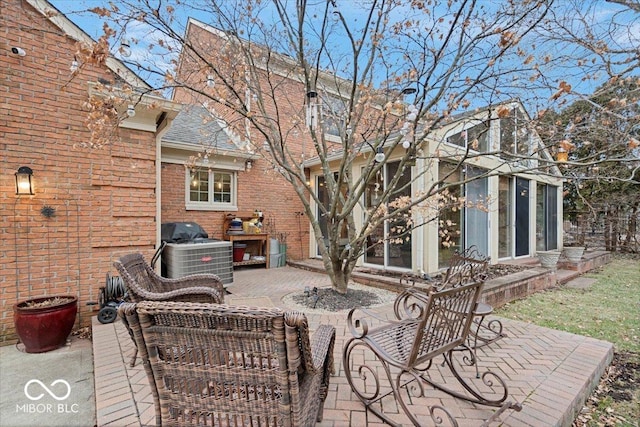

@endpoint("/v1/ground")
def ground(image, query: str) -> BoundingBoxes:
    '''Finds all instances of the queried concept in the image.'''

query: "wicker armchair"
[114,253,225,367]
[113,253,225,304]
[118,301,336,427]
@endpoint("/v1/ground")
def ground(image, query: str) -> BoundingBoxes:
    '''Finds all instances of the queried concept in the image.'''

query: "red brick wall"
[160,162,309,260]
[164,22,311,260]
[0,0,158,344]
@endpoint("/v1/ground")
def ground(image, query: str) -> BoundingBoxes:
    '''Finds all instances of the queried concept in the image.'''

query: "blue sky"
[49,0,639,114]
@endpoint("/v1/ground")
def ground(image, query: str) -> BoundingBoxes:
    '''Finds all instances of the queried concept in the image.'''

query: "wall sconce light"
[245,159,253,171]
[206,74,215,88]
[126,104,136,117]
[15,166,34,195]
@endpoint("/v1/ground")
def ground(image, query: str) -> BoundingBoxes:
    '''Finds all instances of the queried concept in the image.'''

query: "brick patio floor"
[93,265,613,426]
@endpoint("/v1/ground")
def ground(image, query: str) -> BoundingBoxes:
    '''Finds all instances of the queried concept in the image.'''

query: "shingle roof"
[162,105,244,152]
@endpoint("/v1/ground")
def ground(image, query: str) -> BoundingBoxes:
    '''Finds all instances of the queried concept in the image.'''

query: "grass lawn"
[496,255,639,426]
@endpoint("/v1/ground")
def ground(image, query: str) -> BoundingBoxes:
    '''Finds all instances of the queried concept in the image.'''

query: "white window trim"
[443,119,491,152]
[185,168,238,211]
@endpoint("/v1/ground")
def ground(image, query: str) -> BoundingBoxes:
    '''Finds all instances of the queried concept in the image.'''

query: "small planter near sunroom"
[563,246,585,262]
[13,295,78,353]
[536,250,561,269]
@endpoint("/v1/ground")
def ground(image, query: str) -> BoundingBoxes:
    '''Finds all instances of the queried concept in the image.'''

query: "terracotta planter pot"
[536,250,561,268]
[13,296,78,353]
[563,246,585,262]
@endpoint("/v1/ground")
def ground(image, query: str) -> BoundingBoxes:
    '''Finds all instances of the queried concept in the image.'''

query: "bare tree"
[533,0,640,251]
[64,0,638,291]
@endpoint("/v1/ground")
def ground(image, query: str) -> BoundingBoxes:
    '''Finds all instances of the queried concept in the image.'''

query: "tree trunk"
[332,260,350,294]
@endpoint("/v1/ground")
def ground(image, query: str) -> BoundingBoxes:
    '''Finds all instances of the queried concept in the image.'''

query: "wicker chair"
[114,253,225,367]
[113,253,225,304]
[119,301,336,427]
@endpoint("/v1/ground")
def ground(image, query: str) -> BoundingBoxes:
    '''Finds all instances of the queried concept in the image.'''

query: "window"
[186,168,236,210]
[437,162,489,268]
[321,94,347,137]
[363,161,412,270]
[498,176,513,258]
[446,121,490,152]
[500,108,530,156]
[536,184,558,251]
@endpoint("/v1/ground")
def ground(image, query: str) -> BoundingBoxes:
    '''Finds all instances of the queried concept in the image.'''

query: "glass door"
[536,184,558,251]
[498,176,513,258]
[316,175,348,254]
[364,161,412,269]
[465,166,489,257]
[515,177,530,257]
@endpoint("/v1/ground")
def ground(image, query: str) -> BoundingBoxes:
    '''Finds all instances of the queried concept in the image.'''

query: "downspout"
[155,112,172,272]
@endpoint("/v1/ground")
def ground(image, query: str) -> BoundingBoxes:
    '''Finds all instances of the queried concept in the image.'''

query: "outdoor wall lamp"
[245,159,253,171]
[15,166,34,195]
[207,74,215,88]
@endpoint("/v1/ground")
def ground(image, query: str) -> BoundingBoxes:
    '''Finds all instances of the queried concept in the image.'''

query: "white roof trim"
[26,0,150,90]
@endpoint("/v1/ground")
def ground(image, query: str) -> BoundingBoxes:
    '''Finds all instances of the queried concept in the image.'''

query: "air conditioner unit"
[162,240,233,287]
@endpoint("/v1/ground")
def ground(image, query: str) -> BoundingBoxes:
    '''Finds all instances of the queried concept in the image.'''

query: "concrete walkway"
[92,266,614,427]
[0,336,95,427]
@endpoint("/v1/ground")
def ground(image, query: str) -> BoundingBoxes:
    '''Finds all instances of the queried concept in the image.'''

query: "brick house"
[161,19,312,260]
[0,3,565,343]
[304,100,565,273]
[0,0,180,343]
[167,18,565,274]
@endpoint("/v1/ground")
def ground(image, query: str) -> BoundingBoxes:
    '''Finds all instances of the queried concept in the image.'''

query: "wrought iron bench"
[119,301,336,427]
[114,253,225,366]
[343,281,521,426]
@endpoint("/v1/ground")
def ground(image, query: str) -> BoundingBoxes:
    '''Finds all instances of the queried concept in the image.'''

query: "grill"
[160,222,233,287]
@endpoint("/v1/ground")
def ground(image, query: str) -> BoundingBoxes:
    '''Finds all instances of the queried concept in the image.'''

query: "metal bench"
[343,281,521,426]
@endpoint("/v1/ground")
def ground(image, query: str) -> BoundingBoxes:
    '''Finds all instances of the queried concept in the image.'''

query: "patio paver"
[93,265,614,426]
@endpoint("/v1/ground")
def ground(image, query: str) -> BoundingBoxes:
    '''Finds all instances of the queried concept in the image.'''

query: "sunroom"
[305,100,564,275]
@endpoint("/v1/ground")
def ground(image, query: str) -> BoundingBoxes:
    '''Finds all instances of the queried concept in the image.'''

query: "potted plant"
[536,250,561,268]
[13,295,78,353]
[563,242,586,262]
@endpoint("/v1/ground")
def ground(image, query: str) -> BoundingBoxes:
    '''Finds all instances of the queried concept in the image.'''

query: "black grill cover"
[161,222,209,243]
